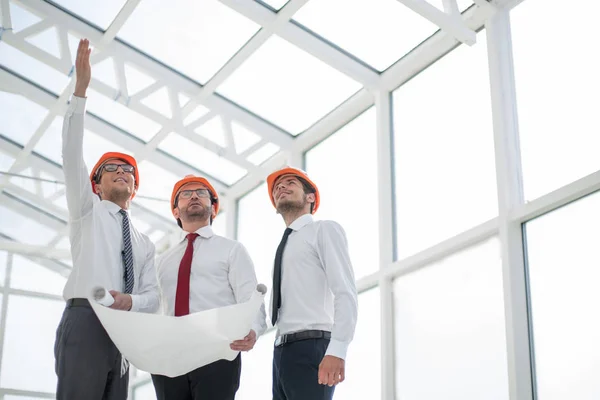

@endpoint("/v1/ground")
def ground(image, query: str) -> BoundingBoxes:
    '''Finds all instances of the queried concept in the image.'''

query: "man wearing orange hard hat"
[267,166,358,400]
[54,39,159,400]
[151,174,266,400]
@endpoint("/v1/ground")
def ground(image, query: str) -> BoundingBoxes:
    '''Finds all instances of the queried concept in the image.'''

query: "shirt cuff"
[251,322,266,338]
[129,294,140,312]
[325,339,349,360]
[69,95,87,114]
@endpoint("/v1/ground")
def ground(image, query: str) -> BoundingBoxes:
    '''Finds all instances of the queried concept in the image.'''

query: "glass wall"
[512,0,600,201]
[305,107,380,280]
[525,191,600,399]
[392,33,497,260]
[394,238,508,399]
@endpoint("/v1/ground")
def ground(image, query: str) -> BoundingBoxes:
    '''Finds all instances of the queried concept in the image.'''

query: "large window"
[305,107,380,279]
[512,1,600,201]
[525,191,600,399]
[0,295,64,393]
[335,287,381,400]
[237,330,277,399]
[393,238,508,399]
[392,34,497,260]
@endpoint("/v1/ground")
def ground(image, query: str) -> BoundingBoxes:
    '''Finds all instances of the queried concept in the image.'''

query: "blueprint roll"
[92,286,115,307]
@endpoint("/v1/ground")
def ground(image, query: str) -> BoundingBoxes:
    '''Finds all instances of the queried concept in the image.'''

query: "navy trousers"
[273,338,335,400]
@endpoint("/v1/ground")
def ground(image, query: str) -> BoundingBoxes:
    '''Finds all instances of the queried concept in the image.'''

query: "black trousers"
[273,338,335,400]
[151,354,241,400]
[54,301,128,400]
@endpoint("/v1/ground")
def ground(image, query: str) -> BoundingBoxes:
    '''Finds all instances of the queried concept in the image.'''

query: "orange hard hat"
[171,175,219,217]
[89,152,139,199]
[266,167,320,214]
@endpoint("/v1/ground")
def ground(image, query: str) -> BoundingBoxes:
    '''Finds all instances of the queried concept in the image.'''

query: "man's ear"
[306,193,316,204]
[93,181,102,196]
[211,203,217,220]
[173,207,180,219]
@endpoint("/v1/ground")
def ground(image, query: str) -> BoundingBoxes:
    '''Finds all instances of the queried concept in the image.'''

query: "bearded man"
[151,175,266,400]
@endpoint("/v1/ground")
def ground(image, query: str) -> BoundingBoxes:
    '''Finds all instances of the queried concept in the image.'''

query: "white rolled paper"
[256,283,267,295]
[92,286,115,307]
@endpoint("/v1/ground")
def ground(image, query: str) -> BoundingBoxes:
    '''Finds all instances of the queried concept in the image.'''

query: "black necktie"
[119,209,134,294]
[271,227,293,325]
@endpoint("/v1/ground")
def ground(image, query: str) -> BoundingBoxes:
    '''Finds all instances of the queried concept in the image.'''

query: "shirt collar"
[288,213,313,231]
[179,225,214,242]
[102,200,126,215]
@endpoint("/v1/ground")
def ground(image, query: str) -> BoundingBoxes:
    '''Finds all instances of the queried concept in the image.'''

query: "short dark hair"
[296,176,316,213]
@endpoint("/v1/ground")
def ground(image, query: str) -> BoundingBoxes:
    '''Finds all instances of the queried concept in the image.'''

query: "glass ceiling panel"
[32,115,63,164]
[0,91,48,147]
[247,142,280,165]
[118,0,260,84]
[48,0,128,30]
[81,129,129,171]
[0,203,57,245]
[25,26,61,59]
[92,56,119,90]
[196,116,227,148]
[33,115,129,171]
[158,132,247,185]
[85,88,161,142]
[217,35,362,134]
[8,1,41,33]
[293,0,438,71]
[135,160,180,202]
[0,42,70,94]
[231,121,261,154]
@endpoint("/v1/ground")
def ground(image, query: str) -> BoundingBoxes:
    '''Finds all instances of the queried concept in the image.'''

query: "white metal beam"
[510,169,600,224]
[0,0,12,30]
[218,0,380,89]
[0,240,70,259]
[182,0,310,118]
[374,90,396,400]
[15,0,294,149]
[486,8,533,400]
[385,218,499,279]
[395,0,476,45]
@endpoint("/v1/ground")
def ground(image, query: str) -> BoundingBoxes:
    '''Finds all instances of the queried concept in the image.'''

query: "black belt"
[275,330,331,347]
[67,298,91,307]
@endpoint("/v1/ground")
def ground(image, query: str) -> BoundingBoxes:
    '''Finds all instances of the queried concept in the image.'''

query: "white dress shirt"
[272,214,358,360]
[61,96,159,313]
[156,225,267,337]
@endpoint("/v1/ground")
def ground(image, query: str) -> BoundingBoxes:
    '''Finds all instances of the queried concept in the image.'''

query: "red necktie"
[174,233,199,316]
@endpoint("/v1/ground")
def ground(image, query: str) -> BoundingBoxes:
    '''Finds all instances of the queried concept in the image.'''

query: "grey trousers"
[54,300,128,400]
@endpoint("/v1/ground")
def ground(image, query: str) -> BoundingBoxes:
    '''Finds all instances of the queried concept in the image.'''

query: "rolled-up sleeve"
[61,96,94,220]
[130,240,160,313]
[317,221,358,360]
[228,242,268,337]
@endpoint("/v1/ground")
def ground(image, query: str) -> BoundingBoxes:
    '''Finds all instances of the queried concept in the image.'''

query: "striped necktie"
[119,209,134,294]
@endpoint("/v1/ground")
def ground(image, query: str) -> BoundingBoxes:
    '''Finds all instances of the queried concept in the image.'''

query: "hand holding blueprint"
[88,284,267,377]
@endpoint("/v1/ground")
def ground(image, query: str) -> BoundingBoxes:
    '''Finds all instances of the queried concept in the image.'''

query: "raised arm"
[62,39,94,220]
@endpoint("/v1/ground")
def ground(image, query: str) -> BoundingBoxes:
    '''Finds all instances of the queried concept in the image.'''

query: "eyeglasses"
[101,163,135,174]
[178,189,211,199]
